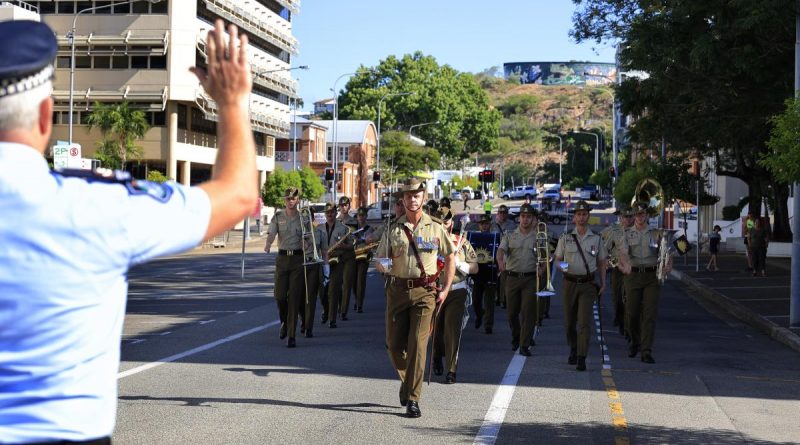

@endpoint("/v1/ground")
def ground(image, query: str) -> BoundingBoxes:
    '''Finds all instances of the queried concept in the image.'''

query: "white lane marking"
[117,320,280,380]
[199,319,216,325]
[187,311,245,314]
[712,286,789,289]
[473,354,526,445]
[735,298,789,302]
[126,339,146,345]
[160,331,172,336]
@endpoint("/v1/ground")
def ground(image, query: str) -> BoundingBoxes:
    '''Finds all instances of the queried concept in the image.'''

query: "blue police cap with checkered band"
[0,20,57,98]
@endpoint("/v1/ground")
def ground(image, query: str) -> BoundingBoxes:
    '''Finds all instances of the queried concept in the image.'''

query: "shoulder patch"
[53,168,173,203]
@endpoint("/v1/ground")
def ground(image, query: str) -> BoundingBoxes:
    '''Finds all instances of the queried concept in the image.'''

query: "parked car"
[578,184,600,200]
[450,190,462,201]
[542,186,562,201]
[501,185,538,200]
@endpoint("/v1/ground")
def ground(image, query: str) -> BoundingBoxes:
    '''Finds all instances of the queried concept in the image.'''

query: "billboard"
[503,62,616,86]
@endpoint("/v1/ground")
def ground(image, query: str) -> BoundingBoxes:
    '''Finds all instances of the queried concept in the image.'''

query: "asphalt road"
[114,244,800,445]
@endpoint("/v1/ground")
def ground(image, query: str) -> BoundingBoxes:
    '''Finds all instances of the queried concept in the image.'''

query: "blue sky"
[291,1,616,111]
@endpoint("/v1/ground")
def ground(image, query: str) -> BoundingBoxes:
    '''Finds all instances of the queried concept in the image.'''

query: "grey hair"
[0,81,53,131]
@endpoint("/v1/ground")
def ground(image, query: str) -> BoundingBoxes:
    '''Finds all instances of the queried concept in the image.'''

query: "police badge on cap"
[0,21,57,98]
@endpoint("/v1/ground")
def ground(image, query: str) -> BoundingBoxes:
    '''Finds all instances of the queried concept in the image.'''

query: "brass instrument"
[299,206,323,266]
[535,221,556,297]
[326,226,353,266]
[355,242,379,261]
[630,178,674,283]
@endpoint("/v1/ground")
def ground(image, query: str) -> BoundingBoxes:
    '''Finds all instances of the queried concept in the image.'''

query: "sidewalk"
[670,251,800,353]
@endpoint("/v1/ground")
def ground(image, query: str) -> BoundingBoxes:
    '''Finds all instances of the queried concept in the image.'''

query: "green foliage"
[588,169,611,188]
[86,102,149,170]
[762,97,800,183]
[500,115,543,143]
[502,163,534,189]
[337,53,500,159]
[298,166,325,202]
[261,167,302,208]
[497,94,541,117]
[614,158,718,207]
[146,170,169,183]
[380,130,441,180]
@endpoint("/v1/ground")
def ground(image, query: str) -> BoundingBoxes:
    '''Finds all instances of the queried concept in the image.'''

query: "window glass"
[75,1,92,12]
[177,104,187,129]
[131,1,147,13]
[111,55,128,69]
[94,1,112,13]
[40,2,57,14]
[131,56,148,68]
[79,111,91,125]
[93,56,110,68]
[151,0,167,13]
[58,1,75,14]
[52,112,60,125]
[56,56,71,69]
[75,56,91,69]
[152,111,166,126]
[149,55,167,69]
[112,2,130,13]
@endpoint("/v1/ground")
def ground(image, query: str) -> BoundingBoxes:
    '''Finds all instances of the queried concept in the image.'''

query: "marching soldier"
[264,187,305,348]
[496,204,539,356]
[299,210,327,339]
[618,201,671,364]
[553,200,607,371]
[432,207,478,384]
[471,214,497,333]
[337,196,358,321]
[353,207,376,313]
[493,204,517,309]
[375,178,455,418]
[322,203,352,328]
[602,204,634,336]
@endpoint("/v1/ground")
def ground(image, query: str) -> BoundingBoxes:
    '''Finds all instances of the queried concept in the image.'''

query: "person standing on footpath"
[432,207,478,384]
[553,200,607,371]
[483,198,493,217]
[603,204,634,335]
[0,19,258,443]
[617,201,670,364]
[463,190,471,210]
[264,187,305,347]
[749,217,769,277]
[706,224,721,272]
[496,204,540,357]
[322,203,351,328]
[375,178,455,418]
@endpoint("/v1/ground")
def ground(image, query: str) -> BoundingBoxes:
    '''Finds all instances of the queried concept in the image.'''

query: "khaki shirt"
[603,224,627,259]
[268,210,303,250]
[338,213,358,228]
[492,218,517,234]
[376,212,454,278]
[498,228,538,273]
[448,234,478,284]
[323,220,352,261]
[555,228,607,275]
[624,226,661,267]
[304,224,328,262]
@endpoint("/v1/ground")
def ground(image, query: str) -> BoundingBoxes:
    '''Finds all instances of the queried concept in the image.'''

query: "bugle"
[535,221,556,297]
[355,242,379,261]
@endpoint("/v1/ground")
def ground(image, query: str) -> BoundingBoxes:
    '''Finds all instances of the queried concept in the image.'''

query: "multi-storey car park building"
[19,0,300,187]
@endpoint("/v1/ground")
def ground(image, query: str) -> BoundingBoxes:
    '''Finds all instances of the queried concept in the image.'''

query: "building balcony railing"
[57,31,169,55]
[196,90,290,139]
[52,86,168,111]
[202,0,298,55]
[274,151,296,162]
[274,0,300,14]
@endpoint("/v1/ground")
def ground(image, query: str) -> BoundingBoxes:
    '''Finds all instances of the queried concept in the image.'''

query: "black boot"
[641,351,655,364]
[445,372,456,384]
[406,401,421,418]
[433,357,443,376]
[519,346,532,357]
[568,348,577,365]
[287,337,296,348]
[576,356,586,371]
[279,322,287,340]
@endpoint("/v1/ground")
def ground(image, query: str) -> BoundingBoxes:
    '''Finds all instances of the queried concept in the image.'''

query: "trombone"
[535,221,556,297]
[299,206,323,266]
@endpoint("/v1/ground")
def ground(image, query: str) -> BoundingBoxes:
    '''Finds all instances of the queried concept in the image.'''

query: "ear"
[38,96,53,139]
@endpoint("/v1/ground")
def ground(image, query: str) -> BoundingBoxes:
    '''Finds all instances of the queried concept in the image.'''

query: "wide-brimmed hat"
[519,204,537,216]
[284,187,299,198]
[478,214,492,223]
[439,197,451,208]
[574,200,592,212]
[436,206,454,222]
[398,178,426,194]
[356,206,368,216]
[323,202,337,213]
[497,204,509,213]
[613,203,630,216]
[338,196,351,206]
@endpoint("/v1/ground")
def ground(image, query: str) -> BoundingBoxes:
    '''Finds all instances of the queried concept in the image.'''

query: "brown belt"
[389,276,433,289]
[278,249,303,256]
[631,265,657,273]
[564,272,595,284]
[506,270,536,278]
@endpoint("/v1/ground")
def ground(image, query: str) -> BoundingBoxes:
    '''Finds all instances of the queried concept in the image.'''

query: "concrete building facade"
[23,0,301,188]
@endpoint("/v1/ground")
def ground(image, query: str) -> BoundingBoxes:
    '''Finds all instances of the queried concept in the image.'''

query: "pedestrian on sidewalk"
[463,190,471,210]
[706,225,721,272]
[743,212,755,270]
[749,217,769,277]
[0,19,258,443]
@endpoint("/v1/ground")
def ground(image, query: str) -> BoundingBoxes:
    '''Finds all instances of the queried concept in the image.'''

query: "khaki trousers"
[505,274,537,348]
[340,254,357,317]
[624,270,660,352]
[327,262,344,323]
[274,254,304,339]
[472,279,496,329]
[354,259,370,310]
[562,280,596,357]
[433,288,469,373]
[611,268,626,327]
[300,263,321,333]
[385,285,436,402]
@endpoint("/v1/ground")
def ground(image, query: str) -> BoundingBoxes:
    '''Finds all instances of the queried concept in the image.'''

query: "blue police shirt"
[0,143,211,442]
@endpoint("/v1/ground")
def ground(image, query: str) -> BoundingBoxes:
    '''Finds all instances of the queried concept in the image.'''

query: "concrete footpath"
[670,251,800,354]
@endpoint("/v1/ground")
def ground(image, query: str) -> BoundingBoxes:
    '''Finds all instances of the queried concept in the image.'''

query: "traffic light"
[324,168,334,181]
[372,171,381,182]
[478,170,485,182]
[485,169,495,182]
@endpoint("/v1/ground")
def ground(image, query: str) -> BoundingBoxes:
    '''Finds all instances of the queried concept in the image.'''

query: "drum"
[466,231,500,284]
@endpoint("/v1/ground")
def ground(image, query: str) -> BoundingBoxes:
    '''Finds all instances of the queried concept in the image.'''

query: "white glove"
[456,260,471,275]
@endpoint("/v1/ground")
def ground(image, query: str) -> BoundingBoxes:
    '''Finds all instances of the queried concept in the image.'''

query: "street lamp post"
[377,91,414,208]
[68,0,162,144]
[409,120,440,136]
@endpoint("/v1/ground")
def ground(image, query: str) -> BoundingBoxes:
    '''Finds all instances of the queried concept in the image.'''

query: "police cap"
[0,21,57,98]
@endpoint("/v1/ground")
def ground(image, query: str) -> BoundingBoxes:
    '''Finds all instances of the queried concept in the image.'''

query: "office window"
[151,0,167,13]
[57,1,75,14]
[131,56,148,69]
[111,2,130,13]
[75,56,91,69]
[79,111,91,125]
[56,56,71,69]
[151,111,166,126]
[150,55,167,69]
[131,1,147,13]
[93,56,110,68]
[177,104,187,129]
[75,2,92,12]
[39,2,56,13]
[94,1,112,13]
[111,55,128,69]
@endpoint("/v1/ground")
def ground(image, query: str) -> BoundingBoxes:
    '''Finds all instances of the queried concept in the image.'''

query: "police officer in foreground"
[496,204,539,357]
[375,178,455,418]
[617,201,671,364]
[0,20,257,443]
[432,206,478,384]
[603,204,634,336]
[554,200,608,371]
[264,187,305,347]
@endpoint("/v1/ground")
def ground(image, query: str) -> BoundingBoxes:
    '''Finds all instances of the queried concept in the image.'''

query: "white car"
[501,185,537,200]
[542,187,562,200]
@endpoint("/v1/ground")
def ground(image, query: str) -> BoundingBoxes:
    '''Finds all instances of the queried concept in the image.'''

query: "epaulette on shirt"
[53,167,173,203]
[430,216,443,225]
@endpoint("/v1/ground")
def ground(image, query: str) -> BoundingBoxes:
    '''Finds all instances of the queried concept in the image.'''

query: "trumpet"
[327,226,353,266]
[535,221,556,297]
[299,206,323,266]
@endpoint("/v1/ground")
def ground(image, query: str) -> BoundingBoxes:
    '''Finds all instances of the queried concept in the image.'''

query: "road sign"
[52,143,82,169]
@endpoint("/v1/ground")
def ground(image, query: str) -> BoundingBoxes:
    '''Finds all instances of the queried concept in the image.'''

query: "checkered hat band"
[0,64,54,98]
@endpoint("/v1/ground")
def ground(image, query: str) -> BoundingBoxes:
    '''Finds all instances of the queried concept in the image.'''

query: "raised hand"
[190,20,252,108]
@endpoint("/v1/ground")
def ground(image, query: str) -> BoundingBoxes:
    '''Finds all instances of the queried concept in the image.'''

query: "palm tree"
[86,102,149,170]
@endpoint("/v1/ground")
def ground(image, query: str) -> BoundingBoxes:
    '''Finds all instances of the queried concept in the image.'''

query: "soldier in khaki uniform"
[299,212,327,339]
[353,206,376,313]
[322,203,352,328]
[493,205,517,309]
[471,214,497,333]
[496,204,540,357]
[337,196,358,321]
[554,200,607,371]
[618,201,671,364]
[375,178,455,419]
[602,204,634,336]
[432,207,478,384]
[264,187,305,348]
